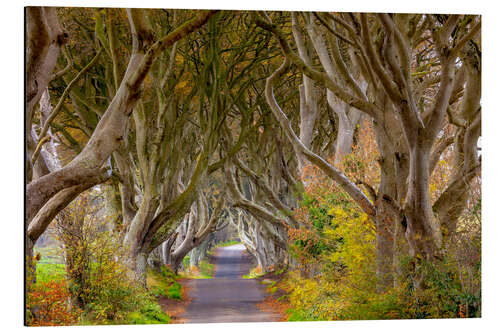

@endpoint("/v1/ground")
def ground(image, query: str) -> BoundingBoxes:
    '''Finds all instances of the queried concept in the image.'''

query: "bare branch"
[33,47,103,164]
[263,57,376,217]
[450,20,481,58]
[254,14,380,118]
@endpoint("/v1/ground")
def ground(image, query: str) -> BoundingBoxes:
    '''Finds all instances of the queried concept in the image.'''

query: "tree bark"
[26,9,217,224]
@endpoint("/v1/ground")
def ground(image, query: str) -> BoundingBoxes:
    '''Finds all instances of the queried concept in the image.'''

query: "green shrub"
[398,257,481,319]
[286,176,481,321]
[167,282,182,300]
[286,308,311,321]
[126,299,170,325]
[147,266,183,300]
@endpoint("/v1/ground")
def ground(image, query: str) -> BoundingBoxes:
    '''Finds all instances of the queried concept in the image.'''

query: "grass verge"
[147,266,183,300]
[180,255,215,279]
[242,266,266,279]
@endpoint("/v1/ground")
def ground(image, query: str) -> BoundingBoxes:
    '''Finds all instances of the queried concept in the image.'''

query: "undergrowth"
[147,266,183,300]
[282,178,481,321]
[180,255,214,279]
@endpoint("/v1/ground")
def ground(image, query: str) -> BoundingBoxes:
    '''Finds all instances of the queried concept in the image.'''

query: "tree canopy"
[25,8,481,324]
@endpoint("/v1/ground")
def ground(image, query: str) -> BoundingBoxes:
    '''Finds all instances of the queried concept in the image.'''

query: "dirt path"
[180,244,280,323]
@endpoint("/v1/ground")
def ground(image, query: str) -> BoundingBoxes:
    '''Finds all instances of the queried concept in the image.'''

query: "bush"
[398,256,481,319]
[167,282,182,300]
[287,202,385,320]
[27,192,172,326]
[147,265,184,300]
[127,294,171,324]
[52,193,151,322]
[26,280,80,326]
[127,299,170,324]
[288,189,354,275]
[83,290,170,325]
[285,173,481,321]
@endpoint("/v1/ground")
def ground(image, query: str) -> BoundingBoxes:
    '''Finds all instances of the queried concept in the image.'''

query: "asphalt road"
[181,244,279,323]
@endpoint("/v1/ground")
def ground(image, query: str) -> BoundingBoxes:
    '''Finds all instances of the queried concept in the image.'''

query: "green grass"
[87,294,171,325]
[82,292,171,325]
[180,254,215,279]
[146,266,183,300]
[242,267,265,279]
[262,280,278,294]
[286,308,309,321]
[127,307,171,325]
[79,295,171,325]
[31,247,173,326]
[36,262,66,283]
[166,282,182,300]
[34,245,64,263]
[180,256,214,279]
[262,279,276,286]
[198,260,214,278]
[33,246,66,283]
[243,266,287,279]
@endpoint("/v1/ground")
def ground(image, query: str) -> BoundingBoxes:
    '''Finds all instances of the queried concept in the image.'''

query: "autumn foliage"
[24,8,481,325]
[283,136,481,320]
[26,192,171,326]
[26,280,80,326]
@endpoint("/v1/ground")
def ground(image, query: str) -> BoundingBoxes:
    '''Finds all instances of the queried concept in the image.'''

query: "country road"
[180,244,279,323]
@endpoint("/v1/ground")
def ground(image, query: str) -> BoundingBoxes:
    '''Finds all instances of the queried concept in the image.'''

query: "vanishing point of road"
[180,244,279,323]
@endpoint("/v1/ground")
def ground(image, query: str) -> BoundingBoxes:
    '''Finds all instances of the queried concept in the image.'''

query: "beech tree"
[26,8,481,299]
[162,193,225,273]
[254,12,481,289]
[26,7,217,285]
